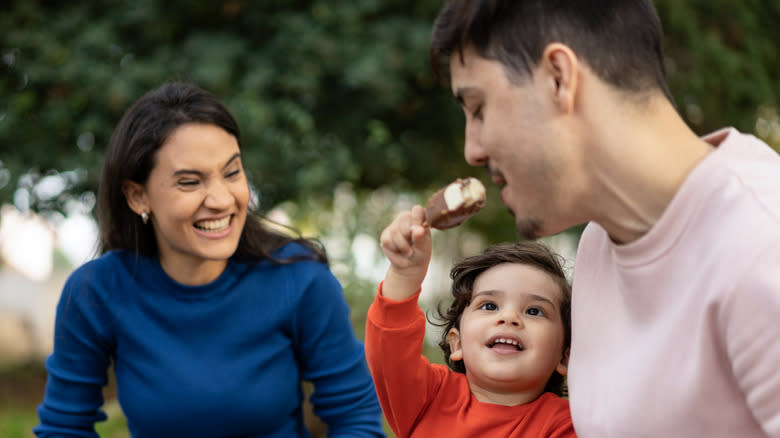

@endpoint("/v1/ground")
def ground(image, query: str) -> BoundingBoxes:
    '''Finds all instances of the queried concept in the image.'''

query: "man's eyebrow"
[171,153,241,177]
[453,86,480,106]
[454,91,465,106]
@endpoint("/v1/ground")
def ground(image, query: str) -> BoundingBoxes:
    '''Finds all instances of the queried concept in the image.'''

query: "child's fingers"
[389,226,415,256]
[380,212,414,256]
[411,205,426,226]
[409,205,431,250]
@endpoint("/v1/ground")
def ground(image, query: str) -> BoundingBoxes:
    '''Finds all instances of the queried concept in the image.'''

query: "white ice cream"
[443,177,485,210]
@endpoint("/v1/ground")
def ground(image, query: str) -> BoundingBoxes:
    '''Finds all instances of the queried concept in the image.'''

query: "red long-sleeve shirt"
[365,287,576,438]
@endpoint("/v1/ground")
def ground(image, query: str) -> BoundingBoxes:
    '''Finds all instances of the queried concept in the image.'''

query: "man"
[429,1,780,437]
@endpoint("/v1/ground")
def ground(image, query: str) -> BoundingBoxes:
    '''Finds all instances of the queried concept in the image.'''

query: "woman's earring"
[141,211,149,224]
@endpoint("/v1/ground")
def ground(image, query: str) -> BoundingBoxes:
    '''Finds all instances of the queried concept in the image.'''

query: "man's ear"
[447,327,463,362]
[122,180,149,216]
[540,42,579,114]
[556,347,570,377]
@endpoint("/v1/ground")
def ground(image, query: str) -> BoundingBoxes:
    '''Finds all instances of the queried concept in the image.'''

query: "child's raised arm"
[379,205,432,301]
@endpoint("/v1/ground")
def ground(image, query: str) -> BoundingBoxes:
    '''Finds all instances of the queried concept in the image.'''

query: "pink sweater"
[569,128,780,437]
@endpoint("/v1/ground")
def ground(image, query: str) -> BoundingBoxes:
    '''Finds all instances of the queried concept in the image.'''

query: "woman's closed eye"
[178,179,200,187]
[225,169,242,179]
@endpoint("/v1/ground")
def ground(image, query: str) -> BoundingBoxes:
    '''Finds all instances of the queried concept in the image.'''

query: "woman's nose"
[204,180,233,209]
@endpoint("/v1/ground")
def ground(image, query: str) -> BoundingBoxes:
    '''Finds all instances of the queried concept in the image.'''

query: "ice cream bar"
[424,177,487,230]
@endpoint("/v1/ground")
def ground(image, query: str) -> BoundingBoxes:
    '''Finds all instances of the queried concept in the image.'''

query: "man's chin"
[504,202,543,239]
[515,218,543,240]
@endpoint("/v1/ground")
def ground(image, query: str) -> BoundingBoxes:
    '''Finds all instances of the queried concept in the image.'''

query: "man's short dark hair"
[430,0,673,102]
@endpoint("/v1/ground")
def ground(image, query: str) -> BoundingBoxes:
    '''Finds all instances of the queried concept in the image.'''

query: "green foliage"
[0,0,465,215]
[0,410,36,438]
[0,0,777,245]
[1,5,776,437]
[0,403,128,438]
[656,0,780,137]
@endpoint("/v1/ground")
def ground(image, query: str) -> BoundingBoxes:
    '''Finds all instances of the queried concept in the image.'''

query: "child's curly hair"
[431,241,572,396]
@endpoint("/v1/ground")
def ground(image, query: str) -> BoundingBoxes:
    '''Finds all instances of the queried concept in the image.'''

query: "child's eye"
[478,302,498,311]
[526,307,545,317]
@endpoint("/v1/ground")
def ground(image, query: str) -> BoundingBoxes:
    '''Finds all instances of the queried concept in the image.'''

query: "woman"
[34,82,384,438]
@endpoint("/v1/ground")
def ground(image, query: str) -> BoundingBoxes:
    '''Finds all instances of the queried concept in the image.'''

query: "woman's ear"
[556,347,570,376]
[448,328,463,362]
[122,180,149,216]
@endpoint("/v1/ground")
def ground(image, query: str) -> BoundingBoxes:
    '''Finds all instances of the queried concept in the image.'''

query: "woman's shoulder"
[271,241,307,257]
[56,251,134,310]
[244,242,338,291]
[64,250,141,292]
[70,250,130,275]
[270,241,326,264]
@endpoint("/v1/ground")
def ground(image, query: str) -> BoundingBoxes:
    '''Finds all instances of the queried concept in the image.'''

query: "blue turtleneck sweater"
[35,245,384,438]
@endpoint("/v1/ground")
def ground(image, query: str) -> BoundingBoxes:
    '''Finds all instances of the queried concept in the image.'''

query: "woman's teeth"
[195,216,230,231]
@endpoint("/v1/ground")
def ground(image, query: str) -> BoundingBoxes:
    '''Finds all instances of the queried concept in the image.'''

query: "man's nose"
[464,122,488,166]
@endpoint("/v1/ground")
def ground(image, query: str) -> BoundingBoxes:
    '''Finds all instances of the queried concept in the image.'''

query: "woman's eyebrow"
[222,153,240,170]
[172,169,203,177]
[171,153,241,177]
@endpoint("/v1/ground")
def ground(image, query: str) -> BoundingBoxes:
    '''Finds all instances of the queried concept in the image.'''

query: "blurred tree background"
[1,0,778,240]
[0,0,778,437]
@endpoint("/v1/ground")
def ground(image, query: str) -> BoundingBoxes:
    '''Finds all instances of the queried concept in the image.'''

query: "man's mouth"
[486,164,507,187]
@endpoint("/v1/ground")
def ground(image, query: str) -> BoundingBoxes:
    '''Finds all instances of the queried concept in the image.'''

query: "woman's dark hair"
[96,81,326,264]
[432,240,571,396]
[430,0,673,103]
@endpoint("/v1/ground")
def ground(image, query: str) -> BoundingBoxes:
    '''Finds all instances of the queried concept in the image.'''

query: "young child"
[366,205,575,437]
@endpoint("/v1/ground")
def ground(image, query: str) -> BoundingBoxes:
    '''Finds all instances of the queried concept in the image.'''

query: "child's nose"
[497,311,523,327]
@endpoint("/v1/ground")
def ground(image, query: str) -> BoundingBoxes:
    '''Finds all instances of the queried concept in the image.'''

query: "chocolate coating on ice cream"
[424,177,486,230]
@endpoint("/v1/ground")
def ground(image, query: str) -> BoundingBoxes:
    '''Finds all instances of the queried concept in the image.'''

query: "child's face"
[447,262,568,402]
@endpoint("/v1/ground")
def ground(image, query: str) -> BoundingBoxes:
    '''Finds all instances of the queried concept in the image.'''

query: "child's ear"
[122,180,149,216]
[447,328,463,362]
[556,347,570,376]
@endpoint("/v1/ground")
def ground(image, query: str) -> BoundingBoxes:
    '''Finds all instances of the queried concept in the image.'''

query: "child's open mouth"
[488,338,524,351]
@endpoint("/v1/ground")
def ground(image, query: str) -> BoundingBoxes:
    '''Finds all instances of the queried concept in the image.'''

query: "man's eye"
[226,169,241,178]
[178,180,199,186]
